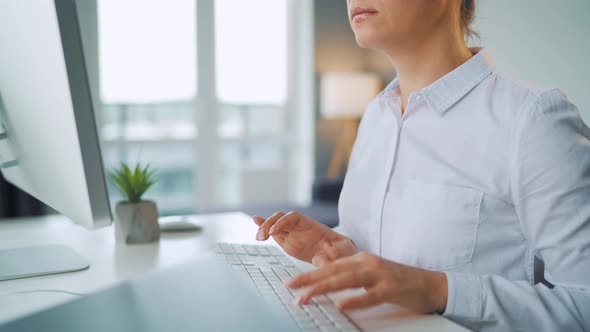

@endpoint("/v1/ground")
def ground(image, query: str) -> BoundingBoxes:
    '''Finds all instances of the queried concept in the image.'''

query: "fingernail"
[269,225,276,235]
[256,229,265,241]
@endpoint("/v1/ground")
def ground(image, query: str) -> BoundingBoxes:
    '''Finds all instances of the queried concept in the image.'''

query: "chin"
[353,30,385,50]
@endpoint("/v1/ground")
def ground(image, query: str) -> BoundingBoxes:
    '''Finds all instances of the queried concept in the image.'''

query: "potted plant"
[109,162,160,244]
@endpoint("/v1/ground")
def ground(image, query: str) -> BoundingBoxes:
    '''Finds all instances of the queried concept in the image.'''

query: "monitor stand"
[0,123,18,169]
[0,245,90,282]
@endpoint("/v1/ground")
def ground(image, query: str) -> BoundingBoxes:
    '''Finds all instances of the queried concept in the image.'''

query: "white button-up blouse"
[337,48,590,331]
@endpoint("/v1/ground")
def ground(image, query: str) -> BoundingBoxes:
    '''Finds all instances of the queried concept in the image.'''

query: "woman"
[254,0,590,331]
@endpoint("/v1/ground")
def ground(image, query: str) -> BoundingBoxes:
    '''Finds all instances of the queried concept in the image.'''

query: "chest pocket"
[387,178,483,271]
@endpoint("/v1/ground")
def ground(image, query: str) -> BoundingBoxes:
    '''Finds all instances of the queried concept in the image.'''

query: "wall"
[472,0,590,123]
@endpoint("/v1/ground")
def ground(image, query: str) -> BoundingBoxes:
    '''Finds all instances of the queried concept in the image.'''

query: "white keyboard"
[213,243,360,332]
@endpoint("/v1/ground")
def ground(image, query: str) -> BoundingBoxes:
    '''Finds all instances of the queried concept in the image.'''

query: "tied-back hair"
[460,0,478,40]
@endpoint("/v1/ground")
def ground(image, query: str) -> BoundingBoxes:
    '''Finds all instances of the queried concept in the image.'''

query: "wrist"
[326,228,357,254]
[432,271,448,314]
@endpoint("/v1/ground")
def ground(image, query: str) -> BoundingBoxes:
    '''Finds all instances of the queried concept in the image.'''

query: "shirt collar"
[379,48,495,115]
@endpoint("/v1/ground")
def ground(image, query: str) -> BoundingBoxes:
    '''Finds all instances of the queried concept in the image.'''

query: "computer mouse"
[159,216,203,233]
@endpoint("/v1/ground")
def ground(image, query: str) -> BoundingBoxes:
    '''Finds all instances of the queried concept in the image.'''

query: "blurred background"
[1,0,589,225]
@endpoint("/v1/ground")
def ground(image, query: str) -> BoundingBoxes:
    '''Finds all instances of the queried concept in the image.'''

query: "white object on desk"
[159,215,203,232]
[0,212,467,332]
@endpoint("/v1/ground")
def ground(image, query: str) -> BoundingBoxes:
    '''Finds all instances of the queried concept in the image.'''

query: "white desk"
[0,213,467,331]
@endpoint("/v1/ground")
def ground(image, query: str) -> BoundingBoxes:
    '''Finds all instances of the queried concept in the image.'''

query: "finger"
[287,257,358,289]
[271,231,287,246]
[295,271,373,304]
[337,289,383,311]
[268,212,303,235]
[311,253,330,267]
[256,212,285,241]
[252,215,265,226]
[312,241,355,267]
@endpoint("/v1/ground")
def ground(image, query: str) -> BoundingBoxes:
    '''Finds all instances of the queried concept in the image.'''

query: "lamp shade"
[320,72,381,119]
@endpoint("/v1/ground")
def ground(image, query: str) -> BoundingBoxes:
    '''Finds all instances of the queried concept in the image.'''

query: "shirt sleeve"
[331,225,348,237]
[443,89,590,331]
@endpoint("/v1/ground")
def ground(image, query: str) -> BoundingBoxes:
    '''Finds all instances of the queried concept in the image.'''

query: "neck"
[385,28,473,112]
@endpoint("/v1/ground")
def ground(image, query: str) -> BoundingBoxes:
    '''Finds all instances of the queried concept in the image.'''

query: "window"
[96,0,313,214]
[99,1,196,104]
[215,0,287,105]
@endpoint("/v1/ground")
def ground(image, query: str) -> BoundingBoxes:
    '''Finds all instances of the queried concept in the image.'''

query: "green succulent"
[108,162,158,203]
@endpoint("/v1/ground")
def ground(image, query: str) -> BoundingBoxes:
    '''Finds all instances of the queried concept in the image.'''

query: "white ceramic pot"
[114,200,160,244]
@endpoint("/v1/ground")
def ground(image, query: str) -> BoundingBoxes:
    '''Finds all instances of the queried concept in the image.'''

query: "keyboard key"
[272,267,290,279]
[225,254,241,265]
[313,295,332,306]
[329,315,352,325]
[304,305,322,314]
[257,247,271,256]
[269,280,284,287]
[261,269,277,278]
[277,289,294,299]
[267,246,284,256]
[319,325,339,332]
[243,245,259,256]
[286,267,301,277]
[286,305,307,315]
[232,244,247,255]
[219,243,234,253]
[308,310,325,319]
[315,317,332,325]
[239,259,255,266]
[297,320,318,329]
[335,320,357,330]
[265,257,281,265]
[278,256,296,267]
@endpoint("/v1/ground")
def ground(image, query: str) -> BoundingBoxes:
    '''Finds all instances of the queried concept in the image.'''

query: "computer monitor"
[0,0,112,280]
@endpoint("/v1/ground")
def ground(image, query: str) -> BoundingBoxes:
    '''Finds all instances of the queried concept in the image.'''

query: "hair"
[460,0,478,40]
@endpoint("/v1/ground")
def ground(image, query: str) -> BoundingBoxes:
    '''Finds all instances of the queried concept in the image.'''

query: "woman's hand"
[253,212,357,266]
[286,252,448,314]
